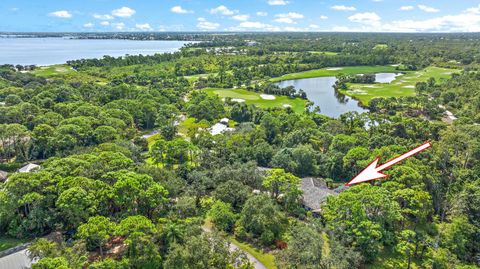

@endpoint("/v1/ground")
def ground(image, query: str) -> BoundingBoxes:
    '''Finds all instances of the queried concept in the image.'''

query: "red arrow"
[345,141,432,186]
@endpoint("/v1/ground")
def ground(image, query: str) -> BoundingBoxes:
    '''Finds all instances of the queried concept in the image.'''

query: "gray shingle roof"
[300,177,337,212]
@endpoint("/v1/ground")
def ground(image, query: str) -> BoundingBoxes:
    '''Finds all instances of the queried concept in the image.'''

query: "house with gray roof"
[299,177,338,213]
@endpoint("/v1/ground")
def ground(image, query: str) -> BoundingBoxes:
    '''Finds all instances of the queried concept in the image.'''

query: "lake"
[0,38,191,66]
[276,73,401,118]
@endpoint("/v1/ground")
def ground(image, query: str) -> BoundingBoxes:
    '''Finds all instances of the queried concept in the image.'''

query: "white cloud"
[400,6,414,11]
[93,14,114,20]
[331,5,356,11]
[48,10,72,18]
[348,12,381,25]
[239,21,269,28]
[210,5,236,16]
[284,26,308,31]
[466,4,480,14]
[268,0,289,6]
[112,22,125,30]
[274,17,294,24]
[197,17,220,30]
[100,21,110,26]
[257,11,268,16]
[136,23,152,31]
[372,0,383,2]
[83,23,94,28]
[228,21,280,31]
[336,7,480,33]
[10,7,19,12]
[112,7,136,18]
[274,12,304,24]
[418,5,439,13]
[309,24,319,28]
[383,13,480,32]
[320,15,328,20]
[232,14,250,21]
[171,6,193,14]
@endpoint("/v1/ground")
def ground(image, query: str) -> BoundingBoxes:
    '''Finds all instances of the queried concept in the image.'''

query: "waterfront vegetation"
[203,88,307,113]
[0,33,480,269]
[342,66,461,105]
[270,65,398,82]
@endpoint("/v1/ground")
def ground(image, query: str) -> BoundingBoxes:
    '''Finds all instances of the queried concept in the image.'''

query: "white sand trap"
[260,94,276,100]
[403,85,415,88]
[443,72,452,75]
[283,104,292,108]
[362,85,380,88]
[390,64,400,67]
[231,98,245,103]
[350,89,368,95]
[326,67,343,71]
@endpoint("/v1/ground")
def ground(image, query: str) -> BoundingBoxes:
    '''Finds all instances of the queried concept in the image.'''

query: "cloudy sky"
[1,0,480,32]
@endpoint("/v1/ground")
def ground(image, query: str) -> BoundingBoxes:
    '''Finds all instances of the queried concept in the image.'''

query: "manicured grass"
[203,88,307,114]
[184,73,212,82]
[307,51,339,55]
[31,64,75,77]
[342,66,460,105]
[270,65,398,82]
[177,117,209,135]
[30,64,108,84]
[0,236,27,252]
[229,237,277,269]
[374,44,389,49]
[146,133,162,149]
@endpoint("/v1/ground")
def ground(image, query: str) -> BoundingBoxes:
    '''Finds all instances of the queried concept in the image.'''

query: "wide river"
[276,73,400,118]
[0,37,191,66]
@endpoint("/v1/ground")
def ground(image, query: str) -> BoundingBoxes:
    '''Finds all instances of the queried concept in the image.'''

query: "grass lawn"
[229,237,277,269]
[203,88,307,114]
[270,65,398,82]
[30,64,108,84]
[342,66,460,105]
[177,117,209,135]
[31,64,75,77]
[0,236,27,252]
[307,51,339,55]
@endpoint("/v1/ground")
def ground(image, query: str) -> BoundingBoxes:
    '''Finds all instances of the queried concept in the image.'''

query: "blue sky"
[1,0,479,32]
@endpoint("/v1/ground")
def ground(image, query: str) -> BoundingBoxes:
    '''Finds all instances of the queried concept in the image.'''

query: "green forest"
[0,33,479,269]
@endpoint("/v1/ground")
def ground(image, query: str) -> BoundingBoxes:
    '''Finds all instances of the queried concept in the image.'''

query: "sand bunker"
[350,89,368,95]
[403,85,415,88]
[282,104,292,108]
[326,67,343,71]
[231,98,245,103]
[260,94,276,100]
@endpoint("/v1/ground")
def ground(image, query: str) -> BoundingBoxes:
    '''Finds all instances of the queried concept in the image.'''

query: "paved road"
[228,241,268,269]
[201,226,267,269]
[0,249,34,269]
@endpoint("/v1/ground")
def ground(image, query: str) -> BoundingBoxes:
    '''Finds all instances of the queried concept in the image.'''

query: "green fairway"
[342,66,460,105]
[270,65,398,82]
[203,88,307,113]
[307,51,339,55]
[31,64,75,77]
